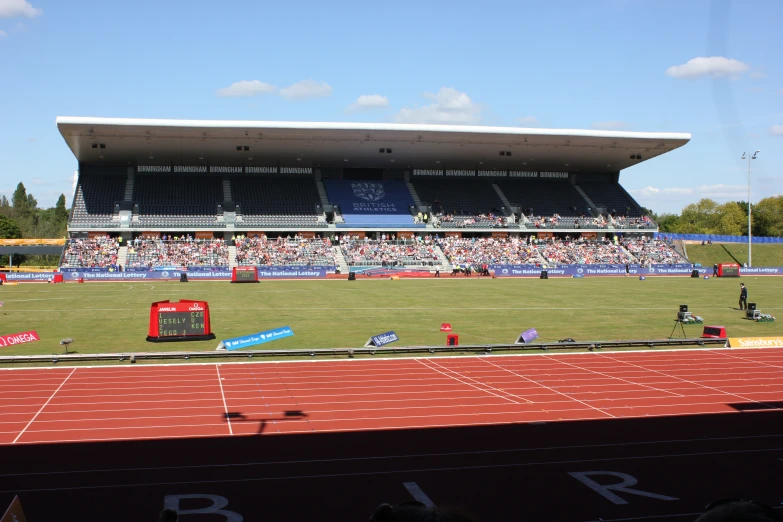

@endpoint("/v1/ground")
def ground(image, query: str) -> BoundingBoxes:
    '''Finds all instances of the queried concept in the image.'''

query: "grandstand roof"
[57,117,690,173]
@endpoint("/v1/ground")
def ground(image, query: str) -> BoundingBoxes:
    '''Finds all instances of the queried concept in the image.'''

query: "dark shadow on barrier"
[224,410,308,434]
[3,408,783,522]
[729,400,783,411]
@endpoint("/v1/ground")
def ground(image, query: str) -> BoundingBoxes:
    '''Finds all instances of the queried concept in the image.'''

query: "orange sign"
[536,232,554,239]
[445,232,462,238]
[140,231,161,238]
[195,231,214,239]
[580,232,597,239]
[1,496,27,522]
[87,231,109,238]
[298,231,316,239]
[397,231,415,239]
[491,231,508,238]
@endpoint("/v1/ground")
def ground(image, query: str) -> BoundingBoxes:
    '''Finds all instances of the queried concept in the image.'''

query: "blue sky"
[0,0,780,214]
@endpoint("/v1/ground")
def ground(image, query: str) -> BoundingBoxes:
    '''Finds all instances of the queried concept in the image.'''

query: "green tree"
[753,195,783,237]
[677,198,721,234]
[11,182,30,219]
[0,214,21,239]
[54,194,69,223]
[717,202,747,236]
[656,213,680,233]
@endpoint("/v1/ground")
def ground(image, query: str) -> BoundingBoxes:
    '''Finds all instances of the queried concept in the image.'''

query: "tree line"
[0,182,69,266]
[645,195,783,237]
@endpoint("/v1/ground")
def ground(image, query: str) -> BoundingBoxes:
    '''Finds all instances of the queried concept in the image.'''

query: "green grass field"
[1,276,780,358]
[685,243,783,267]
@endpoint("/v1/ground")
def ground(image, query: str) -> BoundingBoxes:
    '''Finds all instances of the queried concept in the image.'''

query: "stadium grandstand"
[54,117,691,272]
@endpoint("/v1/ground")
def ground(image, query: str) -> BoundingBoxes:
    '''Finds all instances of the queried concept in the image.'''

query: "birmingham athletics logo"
[352,183,385,202]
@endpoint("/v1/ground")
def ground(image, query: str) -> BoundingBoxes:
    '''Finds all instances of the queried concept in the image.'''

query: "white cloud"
[665,56,750,79]
[629,186,694,199]
[347,94,389,112]
[395,87,481,124]
[279,80,332,100]
[749,71,767,79]
[217,80,277,98]
[0,0,42,18]
[30,177,49,186]
[630,184,748,201]
[770,125,783,136]
[0,29,7,37]
[518,116,540,127]
[591,120,630,130]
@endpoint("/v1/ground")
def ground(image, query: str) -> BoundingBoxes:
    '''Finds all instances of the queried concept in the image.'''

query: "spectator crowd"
[61,236,120,268]
[235,235,336,266]
[126,236,229,268]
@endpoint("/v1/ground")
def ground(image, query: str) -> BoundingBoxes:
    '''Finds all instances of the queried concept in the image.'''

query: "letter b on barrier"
[164,494,243,521]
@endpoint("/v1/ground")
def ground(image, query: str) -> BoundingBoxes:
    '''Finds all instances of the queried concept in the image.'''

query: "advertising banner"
[365,331,399,347]
[0,331,40,348]
[727,337,783,349]
[218,326,294,350]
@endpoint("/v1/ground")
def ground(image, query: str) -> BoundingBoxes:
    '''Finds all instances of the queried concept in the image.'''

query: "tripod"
[669,320,687,339]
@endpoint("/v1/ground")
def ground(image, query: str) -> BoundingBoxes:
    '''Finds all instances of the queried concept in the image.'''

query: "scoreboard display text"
[146,300,216,342]
[232,266,259,283]
[718,264,740,277]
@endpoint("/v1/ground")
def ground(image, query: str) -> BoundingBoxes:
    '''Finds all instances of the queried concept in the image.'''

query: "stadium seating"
[577,181,645,218]
[134,175,223,227]
[235,237,336,266]
[126,238,229,268]
[497,179,589,221]
[322,180,419,228]
[61,237,120,268]
[70,174,126,227]
[436,237,541,265]
[537,239,635,265]
[411,178,508,227]
[340,238,441,266]
[232,176,326,228]
[622,238,688,264]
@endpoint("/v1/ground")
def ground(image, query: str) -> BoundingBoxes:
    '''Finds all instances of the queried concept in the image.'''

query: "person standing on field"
[739,283,748,310]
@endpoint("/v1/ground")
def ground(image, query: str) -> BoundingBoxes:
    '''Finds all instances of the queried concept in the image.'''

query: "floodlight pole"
[741,151,759,268]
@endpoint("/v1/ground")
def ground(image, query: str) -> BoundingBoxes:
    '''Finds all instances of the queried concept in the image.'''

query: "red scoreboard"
[232,266,259,283]
[146,299,215,342]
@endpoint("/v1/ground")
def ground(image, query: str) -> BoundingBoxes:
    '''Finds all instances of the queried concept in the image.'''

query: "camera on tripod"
[677,304,703,324]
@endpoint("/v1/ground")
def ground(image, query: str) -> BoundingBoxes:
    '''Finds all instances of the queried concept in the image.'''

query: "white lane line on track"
[403,482,435,508]
[2,447,781,493]
[216,365,233,435]
[4,407,779,446]
[0,399,750,426]
[599,353,780,410]
[415,358,532,404]
[480,358,616,418]
[13,368,76,444]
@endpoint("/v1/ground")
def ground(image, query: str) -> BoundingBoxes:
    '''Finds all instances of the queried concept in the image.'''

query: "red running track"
[1,348,783,522]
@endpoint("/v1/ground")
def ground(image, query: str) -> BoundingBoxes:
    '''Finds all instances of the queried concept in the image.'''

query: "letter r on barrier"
[164,494,243,521]
[568,471,679,505]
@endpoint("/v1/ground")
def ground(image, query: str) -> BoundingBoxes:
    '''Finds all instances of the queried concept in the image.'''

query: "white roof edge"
[55,116,691,142]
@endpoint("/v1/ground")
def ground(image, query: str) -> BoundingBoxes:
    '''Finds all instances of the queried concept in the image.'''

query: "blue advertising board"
[365,331,399,347]
[218,326,294,350]
[515,328,539,344]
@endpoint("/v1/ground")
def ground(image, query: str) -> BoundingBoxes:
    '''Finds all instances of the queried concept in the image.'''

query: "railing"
[0,338,727,364]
